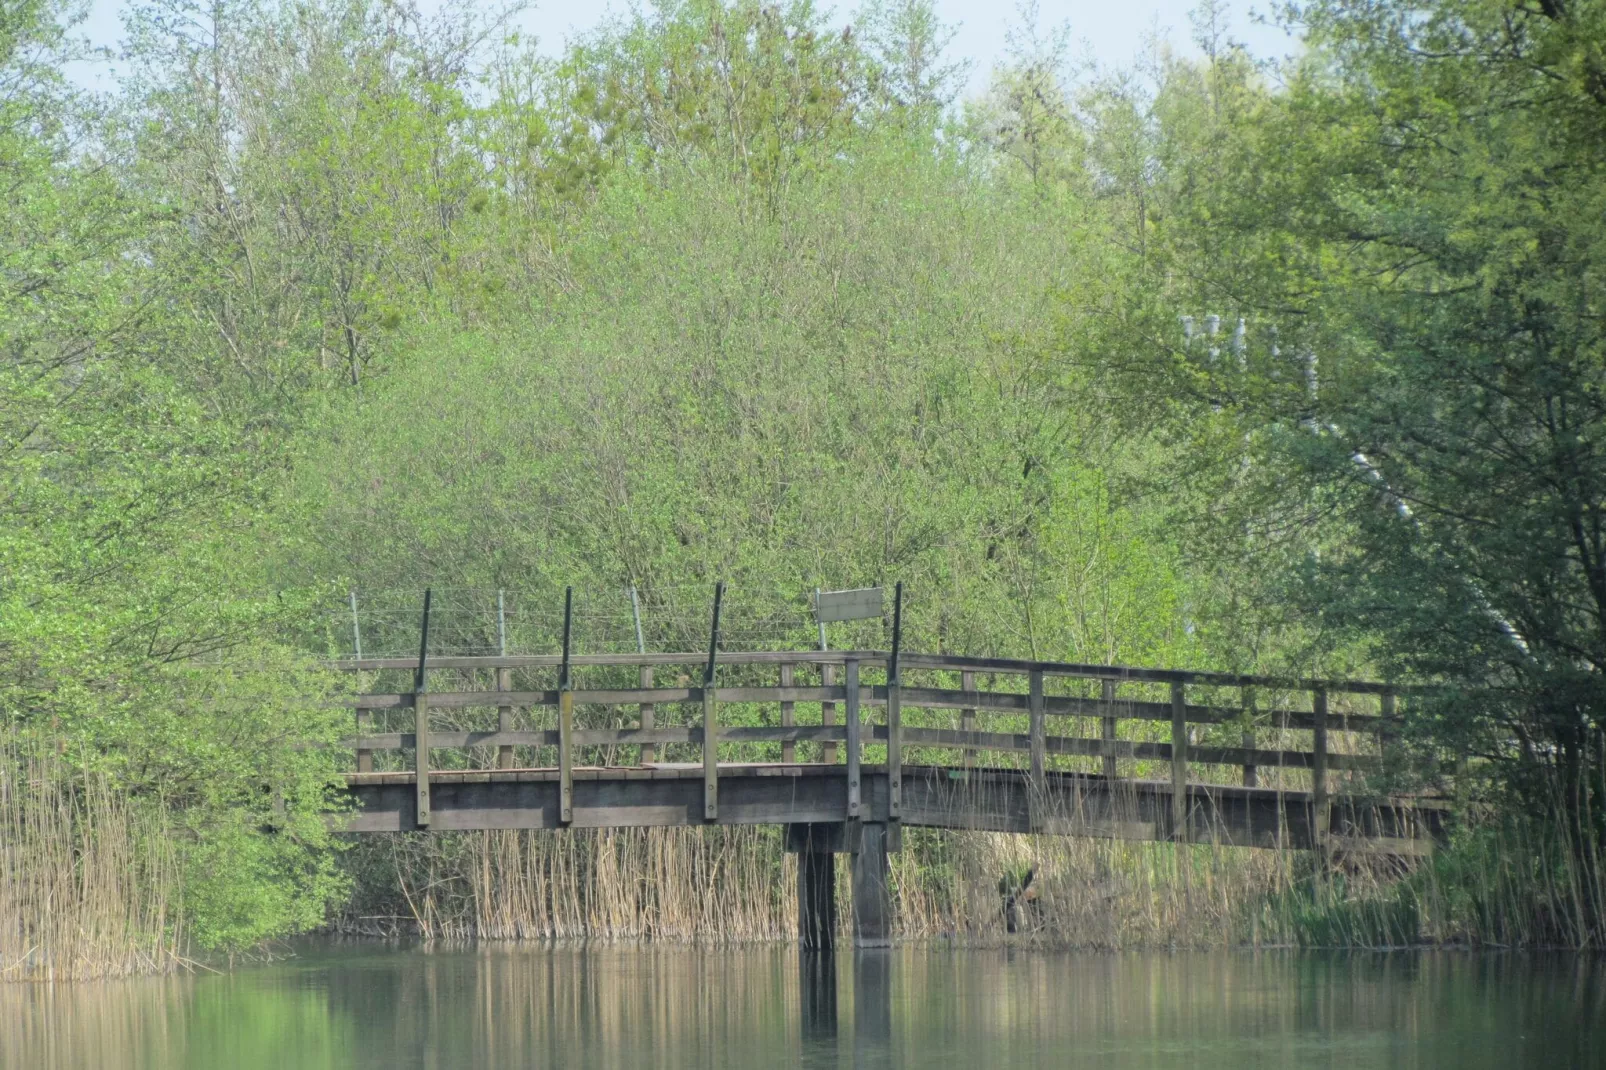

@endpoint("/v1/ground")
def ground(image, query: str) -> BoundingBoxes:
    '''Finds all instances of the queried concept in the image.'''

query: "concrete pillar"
[851,822,892,948]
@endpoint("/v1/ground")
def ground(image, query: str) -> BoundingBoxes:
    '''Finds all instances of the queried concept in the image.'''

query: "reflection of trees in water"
[4,948,1604,1068]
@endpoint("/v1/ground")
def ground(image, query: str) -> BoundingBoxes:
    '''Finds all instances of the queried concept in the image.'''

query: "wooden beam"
[1241,686,1256,787]
[1028,670,1045,830]
[961,670,976,769]
[558,689,574,824]
[820,664,837,764]
[1100,679,1117,781]
[845,659,861,819]
[639,666,656,765]
[887,679,902,821]
[496,666,514,770]
[1170,681,1187,843]
[703,686,719,821]
[414,692,431,827]
[780,663,796,764]
[1313,687,1329,856]
[355,709,373,774]
[851,822,892,948]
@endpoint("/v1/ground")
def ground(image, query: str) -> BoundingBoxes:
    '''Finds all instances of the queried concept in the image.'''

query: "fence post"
[845,658,861,820]
[413,589,432,829]
[496,666,514,770]
[1241,685,1257,788]
[634,586,655,765]
[558,588,573,825]
[1170,680,1188,843]
[780,663,796,763]
[355,707,373,774]
[961,670,977,769]
[702,582,723,822]
[1312,687,1329,856]
[1101,678,1118,781]
[819,663,838,765]
[1028,669,1046,830]
[886,583,903,827]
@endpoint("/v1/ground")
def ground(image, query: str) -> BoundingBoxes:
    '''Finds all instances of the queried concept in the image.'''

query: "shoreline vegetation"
[4,0,1604,977]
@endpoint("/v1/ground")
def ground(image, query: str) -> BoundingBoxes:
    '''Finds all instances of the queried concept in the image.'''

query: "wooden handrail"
[328,648,1406,697]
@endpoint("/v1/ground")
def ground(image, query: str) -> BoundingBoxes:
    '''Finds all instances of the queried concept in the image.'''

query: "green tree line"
[3,0,1602,956]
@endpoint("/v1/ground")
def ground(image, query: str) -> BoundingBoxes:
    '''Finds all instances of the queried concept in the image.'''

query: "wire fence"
[317,584,896,660]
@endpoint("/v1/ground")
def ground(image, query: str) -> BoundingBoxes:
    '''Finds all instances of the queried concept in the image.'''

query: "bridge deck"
[342,763,1444,857]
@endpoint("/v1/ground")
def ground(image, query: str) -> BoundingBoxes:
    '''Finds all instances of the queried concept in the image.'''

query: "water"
[4,945,1603,1069]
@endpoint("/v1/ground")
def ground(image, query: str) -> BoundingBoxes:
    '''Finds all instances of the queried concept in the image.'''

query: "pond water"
[3,944,1603,1069]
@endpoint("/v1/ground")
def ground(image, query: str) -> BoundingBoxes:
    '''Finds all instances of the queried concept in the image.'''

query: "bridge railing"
[332,650,1412,838]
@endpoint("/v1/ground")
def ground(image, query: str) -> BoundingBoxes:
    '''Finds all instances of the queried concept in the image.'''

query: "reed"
[0,731,186,980]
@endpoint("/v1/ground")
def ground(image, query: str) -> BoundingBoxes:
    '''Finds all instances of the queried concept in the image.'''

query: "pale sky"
[70,0,1298,94]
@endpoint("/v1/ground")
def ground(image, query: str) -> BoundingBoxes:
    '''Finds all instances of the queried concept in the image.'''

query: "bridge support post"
[794,824,838,950]
[851,821,892,948]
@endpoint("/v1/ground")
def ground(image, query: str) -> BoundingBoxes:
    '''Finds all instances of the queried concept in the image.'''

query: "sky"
[70,0,1298,95]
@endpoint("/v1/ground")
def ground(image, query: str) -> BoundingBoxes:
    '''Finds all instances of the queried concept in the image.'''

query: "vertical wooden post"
[558,587,574,825]
[414,692,431,827]
[844,659,861,820]
[887,679,902,821]
[355,708,373,774]
[639,665,656,765]
[961,670,977,769]
[780,663,796,764]
[851,821,892,948]
[797,826,837,951]
[1028,670,1046,829]
[887,583,903,824]
[1379,690,1396,772]
[821,663,838,764]
[1170,681,1188,843]
[413,589,432,829]
[703,582,723,823]
[703,685,719,821]
[1100,679,1118,781]
[558,689,574,823]
[496,666,514,770]
[1312,687,1329,854]
[1241,686,1257,788]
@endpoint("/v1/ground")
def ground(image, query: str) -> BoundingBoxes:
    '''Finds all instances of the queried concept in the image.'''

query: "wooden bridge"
[334,612,1447,947]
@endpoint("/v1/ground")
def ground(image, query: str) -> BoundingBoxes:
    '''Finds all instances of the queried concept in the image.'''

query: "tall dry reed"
[1,733,186,980]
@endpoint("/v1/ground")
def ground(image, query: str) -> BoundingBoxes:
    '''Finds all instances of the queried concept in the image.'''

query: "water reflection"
[3,946,1603,1069]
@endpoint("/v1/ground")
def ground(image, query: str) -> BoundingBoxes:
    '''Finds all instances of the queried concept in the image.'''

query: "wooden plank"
[1241,686,1256,787]
[1028,670,1046,829]
[639,666,656,765]
[339,725,1373,774]
[1313,687,1329,854]
[496,666,514,770]
[815,587,883,622]
[355,709,373,774]
[821,663,838,764]
[1170,682,1187,843]
[780,663,796,764]
[961,670,976,769]
[844,660,861,818]
[703,687,718,821]
[338,685,1379,733]
[558,689,574,823]
[887,679,902,820]
[1100,679,1117,780]
[332,649,1405,698]
[415,692,431,827]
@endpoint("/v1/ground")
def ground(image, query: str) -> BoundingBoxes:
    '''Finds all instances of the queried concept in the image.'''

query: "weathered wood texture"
[341,764,1447,858]
[330,646,1435,856]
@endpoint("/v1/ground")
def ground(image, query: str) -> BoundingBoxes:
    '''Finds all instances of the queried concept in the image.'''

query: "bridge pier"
[788,820,894,949]
[795,825,837,950]
[851,822,893,948]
